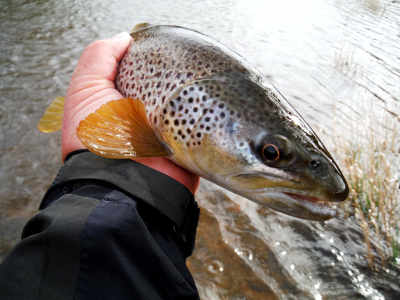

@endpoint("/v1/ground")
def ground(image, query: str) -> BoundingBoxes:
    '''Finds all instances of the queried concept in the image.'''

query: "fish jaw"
[222,167,339,220]
[250,188,339,221]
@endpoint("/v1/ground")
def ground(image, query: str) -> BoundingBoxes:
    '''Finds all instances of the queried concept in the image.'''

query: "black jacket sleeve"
[0,151,200,300]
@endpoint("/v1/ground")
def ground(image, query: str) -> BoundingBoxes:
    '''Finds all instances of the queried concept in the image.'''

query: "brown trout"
[39,24,349,221]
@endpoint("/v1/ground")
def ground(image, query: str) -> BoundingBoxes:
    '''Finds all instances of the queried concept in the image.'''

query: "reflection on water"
[192,182,400,299]
[0,0,399,298]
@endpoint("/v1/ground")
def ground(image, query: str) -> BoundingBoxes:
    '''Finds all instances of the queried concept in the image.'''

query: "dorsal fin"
[131,22,152,34]
[77,98,170,159]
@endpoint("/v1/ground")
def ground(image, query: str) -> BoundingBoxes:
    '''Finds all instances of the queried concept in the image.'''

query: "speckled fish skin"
[115,25,349,221]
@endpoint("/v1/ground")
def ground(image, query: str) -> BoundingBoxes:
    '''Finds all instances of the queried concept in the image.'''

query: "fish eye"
[310,159,321,170]
[261,144,280,162]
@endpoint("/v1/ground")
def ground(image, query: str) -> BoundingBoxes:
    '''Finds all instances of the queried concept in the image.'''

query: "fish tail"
[37,96,65,133]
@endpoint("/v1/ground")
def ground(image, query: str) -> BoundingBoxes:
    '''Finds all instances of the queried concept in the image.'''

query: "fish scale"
[115,25,249,144]
[115,26,285,153]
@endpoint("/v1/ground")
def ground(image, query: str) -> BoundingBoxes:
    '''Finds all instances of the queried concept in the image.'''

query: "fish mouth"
[283,192,322,203]
[252,188,338,221]
[228,173,337,220]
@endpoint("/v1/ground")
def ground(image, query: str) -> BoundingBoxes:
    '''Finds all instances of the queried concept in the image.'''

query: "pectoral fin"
[77,98,170,159]
[37,97,65,133]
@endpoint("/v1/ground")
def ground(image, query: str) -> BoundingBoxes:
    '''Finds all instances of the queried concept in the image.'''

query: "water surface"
[1,0,399,298]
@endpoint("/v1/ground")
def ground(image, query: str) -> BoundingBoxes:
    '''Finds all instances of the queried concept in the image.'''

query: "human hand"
[62,33,200,194]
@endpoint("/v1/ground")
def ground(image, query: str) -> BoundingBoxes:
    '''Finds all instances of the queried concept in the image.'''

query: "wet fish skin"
[112,25,350,220]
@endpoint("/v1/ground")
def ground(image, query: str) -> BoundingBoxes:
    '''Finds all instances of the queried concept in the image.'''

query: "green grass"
[328,119,399,268]
[392,225,400,264]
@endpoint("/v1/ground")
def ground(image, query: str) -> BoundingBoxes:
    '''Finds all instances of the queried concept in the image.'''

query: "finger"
[62,33,132,160]
[72,32,132,82]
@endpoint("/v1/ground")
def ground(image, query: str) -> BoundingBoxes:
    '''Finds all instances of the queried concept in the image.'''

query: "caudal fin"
[37,96,65,133]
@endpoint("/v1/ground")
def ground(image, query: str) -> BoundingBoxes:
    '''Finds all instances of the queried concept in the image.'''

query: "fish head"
[161,73,348,221]
[228,130,349,221]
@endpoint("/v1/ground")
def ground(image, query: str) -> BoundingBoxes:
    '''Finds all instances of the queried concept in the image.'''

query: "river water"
[1,0,399,299]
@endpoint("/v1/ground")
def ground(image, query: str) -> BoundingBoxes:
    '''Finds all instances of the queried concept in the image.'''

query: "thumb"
[62,32,132,160]
[71,32,132,81]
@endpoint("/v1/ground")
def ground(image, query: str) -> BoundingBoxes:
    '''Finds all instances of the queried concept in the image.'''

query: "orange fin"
[77,98,170,159]
[37,96,64,133]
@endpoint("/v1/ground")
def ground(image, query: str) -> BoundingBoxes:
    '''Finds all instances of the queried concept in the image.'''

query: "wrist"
[133,157,200,195]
